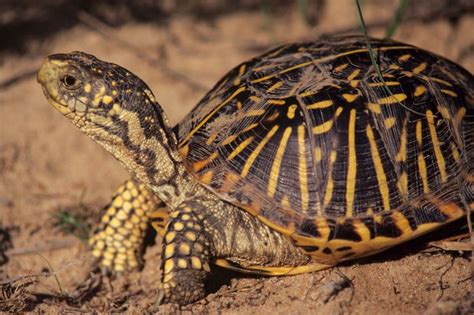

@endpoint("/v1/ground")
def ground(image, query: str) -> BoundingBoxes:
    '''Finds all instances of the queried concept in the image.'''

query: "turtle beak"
[37,57,72,115]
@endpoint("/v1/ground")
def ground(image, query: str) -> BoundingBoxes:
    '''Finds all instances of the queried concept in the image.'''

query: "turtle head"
[37,51,173,146]
[38,52,182,191]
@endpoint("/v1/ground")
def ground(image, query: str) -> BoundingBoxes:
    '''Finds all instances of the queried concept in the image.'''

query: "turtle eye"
[62,74,81,89]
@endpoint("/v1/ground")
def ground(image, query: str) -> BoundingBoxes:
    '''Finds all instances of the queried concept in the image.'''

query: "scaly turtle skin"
[37,36,473,305]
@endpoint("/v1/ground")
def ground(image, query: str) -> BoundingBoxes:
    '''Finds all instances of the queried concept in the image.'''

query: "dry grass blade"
[429,241,472,252]
[0,276,37,312]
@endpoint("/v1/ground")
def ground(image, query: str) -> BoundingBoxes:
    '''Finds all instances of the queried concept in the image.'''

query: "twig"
[436,256,455,301]
[428,241,471,252]
[6,239,76,256]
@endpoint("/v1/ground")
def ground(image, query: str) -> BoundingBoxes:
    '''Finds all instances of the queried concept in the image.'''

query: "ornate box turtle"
[37,36,473,305]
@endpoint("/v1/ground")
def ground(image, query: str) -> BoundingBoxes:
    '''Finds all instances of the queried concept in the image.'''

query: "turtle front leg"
[158,203,212,305]
[89,180,165,273]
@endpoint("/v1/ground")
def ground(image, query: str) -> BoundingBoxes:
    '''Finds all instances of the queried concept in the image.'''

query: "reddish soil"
[1,1,472,313]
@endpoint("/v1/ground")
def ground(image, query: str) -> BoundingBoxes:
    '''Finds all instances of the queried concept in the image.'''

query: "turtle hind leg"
[89,180,164,273]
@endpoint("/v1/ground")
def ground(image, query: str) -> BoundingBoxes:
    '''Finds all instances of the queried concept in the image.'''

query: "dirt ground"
[0,1,473,314]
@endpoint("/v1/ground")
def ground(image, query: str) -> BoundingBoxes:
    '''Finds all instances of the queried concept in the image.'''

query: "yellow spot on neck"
[103,95,113,105]
[84,83,91,93]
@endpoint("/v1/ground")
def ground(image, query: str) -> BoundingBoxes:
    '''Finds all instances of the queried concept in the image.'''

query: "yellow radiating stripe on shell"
[384,117,396,129]
[334,63,348,72]
[250,46,415,83]
[307,100,333,109]
[323,151,337,206]
[366,124,390,211]
[313,120,334,134]
[431,77,453,87]
[415,120,423,145]
[414,85,426,97]
[312,106,343,134]
[378,93,407,104]
[342,93,358,103]
[450,142,460,161]
[193,151,219,172]
[426,110,447,183]
[398,54,412,62]
[415,120,427,193]
[455,107,466,124]
[367,81,400,87]
[346,109,357,217]
[233,64,247,85]
[314,146,322,162]
[246,109,266,116]
[267,81,283,92]
[397,172,408,196]
[287,104,298,119]
[268,99,286,105]
[441,89,458,97]
[297,125,309,211]
[241,125,279,177]
[347,69,360,81]
[222,123,260,146]
[368,102,381,114]
[396,120,407,162]
[268,127,292,197]
[181,86,246,145]
[413,62,427,74]
[227,136,254,161]
[417,155,429,193]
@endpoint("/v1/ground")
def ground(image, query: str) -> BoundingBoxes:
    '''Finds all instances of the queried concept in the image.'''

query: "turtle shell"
[177,36,473,260]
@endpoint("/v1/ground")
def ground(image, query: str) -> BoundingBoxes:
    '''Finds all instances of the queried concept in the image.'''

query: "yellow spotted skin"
[89,180,165,272]
[38,35,473,306]
[157,204,211,305]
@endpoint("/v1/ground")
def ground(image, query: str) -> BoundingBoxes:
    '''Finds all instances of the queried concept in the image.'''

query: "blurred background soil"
[0,0,473,313]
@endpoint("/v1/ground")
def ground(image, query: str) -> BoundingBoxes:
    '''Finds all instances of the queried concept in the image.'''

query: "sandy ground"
[0,1,473,313]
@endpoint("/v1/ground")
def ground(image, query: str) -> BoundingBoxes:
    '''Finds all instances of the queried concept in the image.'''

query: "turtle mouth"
[38,58,71,114]
[37,58,90,117]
